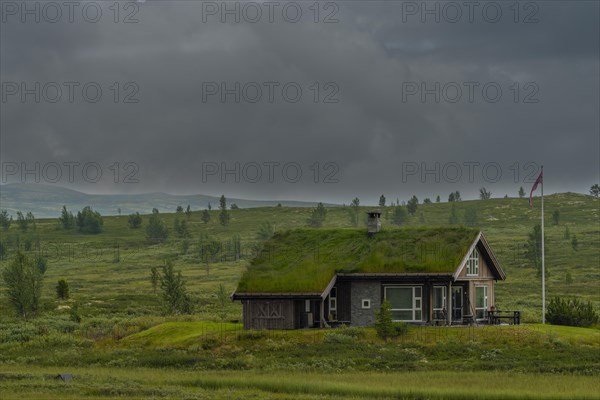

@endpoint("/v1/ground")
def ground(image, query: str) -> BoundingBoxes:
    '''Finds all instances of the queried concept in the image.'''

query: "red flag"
[529,170,543,207]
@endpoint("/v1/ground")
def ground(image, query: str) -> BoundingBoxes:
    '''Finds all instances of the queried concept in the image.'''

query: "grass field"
[0,192,598,399]
[2,366,599,400]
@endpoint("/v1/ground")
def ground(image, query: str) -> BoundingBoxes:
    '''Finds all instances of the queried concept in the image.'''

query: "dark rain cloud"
[1,1,598,204]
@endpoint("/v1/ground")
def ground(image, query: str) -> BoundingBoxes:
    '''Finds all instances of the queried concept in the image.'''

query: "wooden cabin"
[232,216,505,329]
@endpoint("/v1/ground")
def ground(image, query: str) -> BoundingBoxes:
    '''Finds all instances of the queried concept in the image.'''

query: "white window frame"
[384,285,423,322]
[467,248,479,276]
[475,285,488,320]
[362,299,371,309]
[305,300,311,313]
[329,287,337,311]
[432,286,447,317]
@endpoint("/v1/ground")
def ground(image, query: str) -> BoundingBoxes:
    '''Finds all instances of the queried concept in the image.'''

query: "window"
[467,248,479,276]
[305,300,311,313]
[475,285,488,319]
[362,299,371,309]
[329,287,337,311]
[385,286,422,322]
[433,286,447,319]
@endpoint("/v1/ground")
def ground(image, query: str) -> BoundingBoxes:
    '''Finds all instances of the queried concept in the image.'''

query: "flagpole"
[541,165,545,324]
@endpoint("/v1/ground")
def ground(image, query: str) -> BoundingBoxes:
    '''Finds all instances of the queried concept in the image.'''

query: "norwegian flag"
[529,170,543,207]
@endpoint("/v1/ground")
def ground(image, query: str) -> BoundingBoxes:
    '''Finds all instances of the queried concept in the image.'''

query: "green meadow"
[0,192,598,399]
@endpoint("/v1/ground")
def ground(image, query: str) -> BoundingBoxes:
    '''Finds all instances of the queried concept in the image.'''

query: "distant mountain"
[0,184,338,219]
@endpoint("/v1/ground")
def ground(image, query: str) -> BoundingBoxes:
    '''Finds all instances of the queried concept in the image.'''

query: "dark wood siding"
[242,300,295,329]
[336,280,352,323]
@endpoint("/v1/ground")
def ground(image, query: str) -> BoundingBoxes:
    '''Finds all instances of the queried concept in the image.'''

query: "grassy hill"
[0,192,598,399]
[0,192,598,323]
[0,183,338,218]
[0,192,597,327]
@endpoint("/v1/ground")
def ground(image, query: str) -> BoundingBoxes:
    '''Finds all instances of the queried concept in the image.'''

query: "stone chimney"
[366,211,381,237]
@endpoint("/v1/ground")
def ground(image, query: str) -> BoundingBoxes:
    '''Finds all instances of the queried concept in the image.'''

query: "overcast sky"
[1,1,598,205]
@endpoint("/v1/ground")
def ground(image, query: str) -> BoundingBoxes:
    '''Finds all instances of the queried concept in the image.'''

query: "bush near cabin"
[546,297,599,328]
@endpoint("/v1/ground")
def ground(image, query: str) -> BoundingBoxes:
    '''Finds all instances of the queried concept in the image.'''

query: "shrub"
[128,212,142,228]
[237,331,267,341]
[546,297,599,328]
[393,321,409,336]
[76,206,104,234]
[336,325,366,339]
[323,332,355,344]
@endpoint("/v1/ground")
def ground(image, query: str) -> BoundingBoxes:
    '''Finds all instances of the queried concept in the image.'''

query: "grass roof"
[236,227,479,293]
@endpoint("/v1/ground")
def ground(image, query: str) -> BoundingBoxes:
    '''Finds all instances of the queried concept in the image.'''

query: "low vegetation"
[0,193,598,399]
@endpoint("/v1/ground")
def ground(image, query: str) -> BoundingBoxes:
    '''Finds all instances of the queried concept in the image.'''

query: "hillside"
[0,183,338,218]
[0,192,598,323]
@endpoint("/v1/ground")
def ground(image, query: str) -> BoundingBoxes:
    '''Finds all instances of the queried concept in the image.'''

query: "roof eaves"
[232,292,323,300]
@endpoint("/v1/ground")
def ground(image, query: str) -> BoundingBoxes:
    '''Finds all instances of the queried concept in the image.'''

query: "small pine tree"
[392,206,407,226]
[436,195,440,203]
[552,210,560,225]
[347,198,360,227]
[379,195,386,207]
[565,271,573,285]
[0,210,13,231]
[185,205,192,220]
[219,195,230,226]
[70,302,81,323]
[479,187,492,200]
[56,279,70,300]
[374,300,395,342]
[58,206,74,229]
[16,211,28,232]
[2,251,44,320]
[35,256,47,275]
[407,195,418,215]
[518,186,525,198]
[202,209,210,224]
[307,203,327,227]
[146,209,169,244]
[159,261,192,314]
[26,212,35,230]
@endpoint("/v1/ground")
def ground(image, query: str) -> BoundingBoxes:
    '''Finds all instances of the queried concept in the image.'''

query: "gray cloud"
[1,1,598,204]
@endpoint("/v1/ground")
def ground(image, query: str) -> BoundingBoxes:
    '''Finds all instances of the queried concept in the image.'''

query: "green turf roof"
[235,227,480,294]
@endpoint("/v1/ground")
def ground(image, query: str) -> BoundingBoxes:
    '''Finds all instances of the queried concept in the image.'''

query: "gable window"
[384,286,422,322]
[362,299,371,309]
[467,248,479,276]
